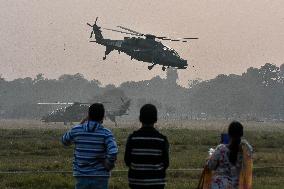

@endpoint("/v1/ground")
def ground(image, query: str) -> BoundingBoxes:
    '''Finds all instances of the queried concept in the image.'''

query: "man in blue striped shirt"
[62,103,118,189]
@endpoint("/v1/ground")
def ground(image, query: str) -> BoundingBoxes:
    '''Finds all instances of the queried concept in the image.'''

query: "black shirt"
[124,126,169,187]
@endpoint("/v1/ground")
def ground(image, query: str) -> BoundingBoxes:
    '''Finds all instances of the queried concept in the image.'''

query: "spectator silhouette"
[124,104,169,189]
[62,103,118,189]
[199,121,253,189]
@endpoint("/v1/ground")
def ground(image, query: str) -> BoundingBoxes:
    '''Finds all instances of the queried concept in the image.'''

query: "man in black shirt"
[124,104,169,189]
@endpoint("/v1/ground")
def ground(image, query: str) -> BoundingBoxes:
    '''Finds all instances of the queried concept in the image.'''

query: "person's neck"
[89,120,102,124]
[142,123,154,128]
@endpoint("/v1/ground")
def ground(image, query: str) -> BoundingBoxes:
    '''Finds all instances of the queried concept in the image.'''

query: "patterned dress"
[207,140,253,189]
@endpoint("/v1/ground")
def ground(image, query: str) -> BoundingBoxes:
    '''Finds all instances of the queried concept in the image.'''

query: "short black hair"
[139,104,157,124]
[88,103,105,122]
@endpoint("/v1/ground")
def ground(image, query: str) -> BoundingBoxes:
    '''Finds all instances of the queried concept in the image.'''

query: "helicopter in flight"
[38,98,131,126]
[87,18,198,71]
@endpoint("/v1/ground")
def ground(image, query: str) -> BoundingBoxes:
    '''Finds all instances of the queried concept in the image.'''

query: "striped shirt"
[62,121,118,177]
[124,126,169,188]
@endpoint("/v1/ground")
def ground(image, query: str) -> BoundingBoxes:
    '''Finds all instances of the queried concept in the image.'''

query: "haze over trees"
[0,63,283,121]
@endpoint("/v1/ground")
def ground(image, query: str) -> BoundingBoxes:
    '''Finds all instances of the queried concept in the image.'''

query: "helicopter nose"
[181,59,188,69]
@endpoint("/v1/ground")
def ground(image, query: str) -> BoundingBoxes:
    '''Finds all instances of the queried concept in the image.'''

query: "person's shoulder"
[154,128,168,140]
[215,144,228,151]
[100,126,114,135]
[71,124,84,132]
[241,139,253,154]
[128,129,138,138]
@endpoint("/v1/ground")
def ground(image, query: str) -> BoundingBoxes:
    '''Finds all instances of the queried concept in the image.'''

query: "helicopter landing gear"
[162,66,166,71]
[103,47,113,60]
[148,64,155,70]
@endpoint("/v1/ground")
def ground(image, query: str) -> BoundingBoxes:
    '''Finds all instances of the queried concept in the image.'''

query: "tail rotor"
[87,17,99,39]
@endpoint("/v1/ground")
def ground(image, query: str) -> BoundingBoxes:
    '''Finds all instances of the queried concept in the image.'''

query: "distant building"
[166,68,178,86]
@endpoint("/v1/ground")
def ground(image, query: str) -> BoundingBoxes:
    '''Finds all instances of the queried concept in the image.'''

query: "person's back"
[62,103,118,189]
[62,121,117,177]
[124,104,169,189]
[206,121,253,189]
[208,143,242,188]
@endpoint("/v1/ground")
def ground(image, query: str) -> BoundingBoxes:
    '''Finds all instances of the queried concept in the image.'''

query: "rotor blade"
[161,38,195,42]
[169,39,188,42]
[79,101,110,104]
[170,40,189,42]
[76,102,91,105]
[37,102,74,105]
[95,17,98,24]
[87,23,92,27]
[90,31,93,38]
[117,26,143,35]
[102,27,140,36]
[183,37,199,39]
[156,36,168,39]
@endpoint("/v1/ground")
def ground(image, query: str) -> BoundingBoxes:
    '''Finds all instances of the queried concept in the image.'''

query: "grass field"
[0,120,283,189]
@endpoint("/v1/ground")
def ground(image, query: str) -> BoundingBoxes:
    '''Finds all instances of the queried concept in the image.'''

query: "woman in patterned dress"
[206,121,253,189]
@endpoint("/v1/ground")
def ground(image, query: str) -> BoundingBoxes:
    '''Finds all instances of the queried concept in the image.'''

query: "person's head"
[228,121,243,140]
[88,103,105,123]
[139,104,157,126]
[228,121,244,165]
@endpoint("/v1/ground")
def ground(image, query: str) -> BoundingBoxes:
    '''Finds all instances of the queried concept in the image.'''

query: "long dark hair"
[228,121,243,165]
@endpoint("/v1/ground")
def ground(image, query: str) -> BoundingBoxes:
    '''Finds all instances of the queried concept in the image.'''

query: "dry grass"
[1,119,283,131]
[0,120,283,188]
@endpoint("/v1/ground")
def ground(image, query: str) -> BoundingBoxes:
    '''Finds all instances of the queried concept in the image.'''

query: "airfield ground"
[0,120,283,189]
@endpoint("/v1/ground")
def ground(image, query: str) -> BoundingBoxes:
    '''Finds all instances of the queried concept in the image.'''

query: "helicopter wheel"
[103,56,106,60]
[148,65,154,70]
[162,66,166,71]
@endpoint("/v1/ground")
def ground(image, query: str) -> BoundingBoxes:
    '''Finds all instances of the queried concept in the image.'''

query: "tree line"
[0,63,283,121]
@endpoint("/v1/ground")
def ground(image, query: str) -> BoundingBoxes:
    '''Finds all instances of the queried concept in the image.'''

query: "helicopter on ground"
[38,98,131,126]
[87,17,198,71]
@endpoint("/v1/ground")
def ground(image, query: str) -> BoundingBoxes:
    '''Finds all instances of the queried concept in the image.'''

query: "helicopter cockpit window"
[163,46,180,57]
[170,49,180,57]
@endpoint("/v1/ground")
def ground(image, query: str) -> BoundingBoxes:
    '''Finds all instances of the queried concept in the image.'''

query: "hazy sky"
[0,0,284,86]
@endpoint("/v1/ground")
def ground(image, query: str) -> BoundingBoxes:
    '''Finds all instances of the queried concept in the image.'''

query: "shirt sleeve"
[104,130,118,170]
[62,128,75,146]
[124,135,132,167]
[163,136,170,169]
[207,144,222,170]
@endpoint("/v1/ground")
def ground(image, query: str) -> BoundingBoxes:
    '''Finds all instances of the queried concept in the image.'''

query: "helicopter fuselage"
[93,37,188,70]
[88,21,188,71]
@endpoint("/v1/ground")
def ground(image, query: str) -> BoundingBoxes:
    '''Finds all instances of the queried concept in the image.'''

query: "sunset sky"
[0,0,284,86]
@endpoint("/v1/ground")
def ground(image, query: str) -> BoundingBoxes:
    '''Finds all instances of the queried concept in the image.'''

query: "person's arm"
[124,135,132,167]
[104,131,118,171]
[163,136,170,169]
[207,145,221,170]
[62,128,74,146]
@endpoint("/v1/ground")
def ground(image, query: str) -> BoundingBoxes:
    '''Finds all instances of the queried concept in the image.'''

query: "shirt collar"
[85,120,103,132]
